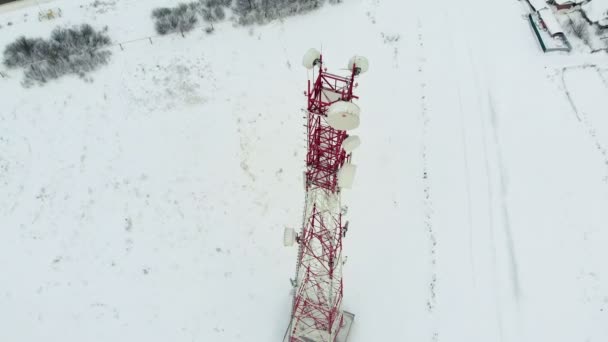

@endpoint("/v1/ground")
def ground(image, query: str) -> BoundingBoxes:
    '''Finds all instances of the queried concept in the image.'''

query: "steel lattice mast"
[284,50,368,342]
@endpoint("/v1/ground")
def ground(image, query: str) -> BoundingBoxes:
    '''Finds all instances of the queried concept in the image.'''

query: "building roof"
[553,0,585,5]
[582,0,608,24]
[528,0,548,11]
[538,8,565,35]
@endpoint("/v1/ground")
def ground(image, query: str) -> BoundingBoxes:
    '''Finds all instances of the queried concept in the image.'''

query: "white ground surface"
[1,0,608,341]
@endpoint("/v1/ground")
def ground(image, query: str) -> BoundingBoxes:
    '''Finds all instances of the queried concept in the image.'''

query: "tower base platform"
[282,311,355,342]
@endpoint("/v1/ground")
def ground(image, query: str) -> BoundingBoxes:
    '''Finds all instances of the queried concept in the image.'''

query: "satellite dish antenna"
[348,55,369,75]
[327,101,360,131]
[302,48,321,69]
[342,135,361,153]
[338,163,357,189]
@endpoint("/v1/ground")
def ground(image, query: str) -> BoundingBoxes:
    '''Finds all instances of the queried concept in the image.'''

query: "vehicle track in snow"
[442,4,521,339]
[561,65,608,184]
[440,10,478,291]
[416,19,438,342]
[486,92,522,300]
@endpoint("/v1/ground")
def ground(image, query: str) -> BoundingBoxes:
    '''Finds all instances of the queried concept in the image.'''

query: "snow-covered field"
[1,0,607,341]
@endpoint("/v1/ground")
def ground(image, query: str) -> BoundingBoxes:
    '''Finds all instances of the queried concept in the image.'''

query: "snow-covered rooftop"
[553,0,585,5]
[529,0,548,11]
[582,0,608,25]
[538,8,565,35]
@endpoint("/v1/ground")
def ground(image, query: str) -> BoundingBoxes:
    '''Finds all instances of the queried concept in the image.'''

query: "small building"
[549,0,585,10]
[529,8,572,52]
[538,8,566,34]
[581,0,608,27]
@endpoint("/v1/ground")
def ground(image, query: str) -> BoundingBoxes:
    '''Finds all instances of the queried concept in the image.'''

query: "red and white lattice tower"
[283,49,368,342]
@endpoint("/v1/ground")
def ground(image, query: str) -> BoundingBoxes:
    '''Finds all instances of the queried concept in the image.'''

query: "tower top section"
[303,48,369,118]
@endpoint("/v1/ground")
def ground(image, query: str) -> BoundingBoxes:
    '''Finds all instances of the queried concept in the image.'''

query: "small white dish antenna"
[284,227,296,246]
[338,163,357,189]
[342,135,361,153]
[327,101,360,131]
[348,56,369,75]
[303,48,321,69]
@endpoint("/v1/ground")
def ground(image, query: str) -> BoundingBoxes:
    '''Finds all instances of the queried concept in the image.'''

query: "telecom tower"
[283,49,368,342]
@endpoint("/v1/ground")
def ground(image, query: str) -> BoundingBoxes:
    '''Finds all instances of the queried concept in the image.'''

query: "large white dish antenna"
[327,101,360,131]
[348,55,369,74]
[302,48,321,69]
[338,163,357,189]
[342,135,361,153]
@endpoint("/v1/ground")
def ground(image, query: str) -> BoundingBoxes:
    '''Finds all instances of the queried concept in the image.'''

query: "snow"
[582,0,608,25]
[0,0,55,13]
[1,0,608,341]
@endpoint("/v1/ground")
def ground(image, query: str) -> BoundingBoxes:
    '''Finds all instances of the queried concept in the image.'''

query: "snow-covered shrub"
[593,26,608,49]
[2,24,112,86]
[234,0,258,25]
[152,3,199,35]
[234,0,335,26]
[3,37,45,68]
[152,1,231,35]
[569,17,591,46]
[151,0,342,33]
[199,0,227,31]
[204,0,233,7]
